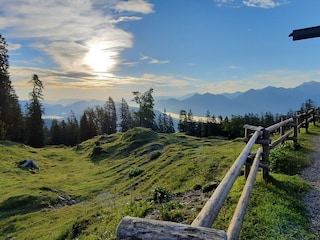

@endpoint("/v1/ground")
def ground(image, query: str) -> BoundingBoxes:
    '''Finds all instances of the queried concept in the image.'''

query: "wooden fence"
[117,108,319,240]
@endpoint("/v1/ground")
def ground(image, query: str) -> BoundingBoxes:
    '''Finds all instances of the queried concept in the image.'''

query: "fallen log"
[117,216,227,240]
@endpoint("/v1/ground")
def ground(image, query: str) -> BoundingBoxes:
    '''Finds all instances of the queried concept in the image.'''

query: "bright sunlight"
[84,44,117,74]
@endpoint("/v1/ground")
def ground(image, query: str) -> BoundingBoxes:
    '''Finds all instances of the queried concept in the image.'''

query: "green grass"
[0,125,319,239]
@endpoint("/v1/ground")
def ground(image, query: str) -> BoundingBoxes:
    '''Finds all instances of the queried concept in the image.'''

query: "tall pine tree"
[0,34,23,141]
[105,96,117,134]
[120,98,133,132]
[25,74,45,147]
[132,88,155,129]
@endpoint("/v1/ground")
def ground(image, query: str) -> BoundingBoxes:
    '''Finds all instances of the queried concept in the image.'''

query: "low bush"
[269,141,308,175]
[152,187,171,204]
[128,167,143,178]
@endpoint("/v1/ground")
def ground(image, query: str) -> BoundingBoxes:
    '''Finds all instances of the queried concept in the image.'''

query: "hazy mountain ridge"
[156,81,320,117]
[19,81,320,120]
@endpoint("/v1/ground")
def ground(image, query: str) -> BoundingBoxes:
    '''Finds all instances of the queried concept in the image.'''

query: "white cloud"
[0,0,152,76]
[110,16,142,24]
[139,53,169,64]
[197,69,320,95]
[243,0,283,8]
[113,0,154,14]
[214,0,288,8]
[228,65,238,69]
[7,42,21,51]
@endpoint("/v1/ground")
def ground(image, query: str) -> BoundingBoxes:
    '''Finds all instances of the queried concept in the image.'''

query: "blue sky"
[1,0,320,102]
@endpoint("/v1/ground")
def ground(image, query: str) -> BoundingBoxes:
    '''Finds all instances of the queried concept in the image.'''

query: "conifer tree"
[120,98,133,132]
[178,109,187,132]
[25,74,45,147]
[0,34,23,141]
[132,88,155,129]
[157,113,164,133]
[167,114,175,133]
[65,111,79,146]
[49,118,61,145]
[79,110,97,142]
[79,113,90,142]
[105,96,117,134]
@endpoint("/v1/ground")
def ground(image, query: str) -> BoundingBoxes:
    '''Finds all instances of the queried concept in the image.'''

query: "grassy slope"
[0,126,319,239]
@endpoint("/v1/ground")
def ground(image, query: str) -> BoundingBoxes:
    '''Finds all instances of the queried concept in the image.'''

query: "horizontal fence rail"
[117,108,319,240]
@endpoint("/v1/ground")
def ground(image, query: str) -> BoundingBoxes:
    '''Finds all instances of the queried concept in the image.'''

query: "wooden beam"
[227,148,262,239]
[191,130,261,228]
[289,26,320,41]
[117,216,227,240]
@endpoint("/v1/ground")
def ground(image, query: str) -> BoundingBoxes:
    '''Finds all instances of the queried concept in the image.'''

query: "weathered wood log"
[227,148,262,239]
[265,117,293,133]
[116,216,227,240]
[191,130,261,228]
[269,129,294,149]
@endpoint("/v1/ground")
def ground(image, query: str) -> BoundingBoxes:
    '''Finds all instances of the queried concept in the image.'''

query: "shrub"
[152,187,171,204]
[128,167,143,178]
[269,142,299,175]
[125,200,152,218]
[91,146,102,156]
[159,201,185,222]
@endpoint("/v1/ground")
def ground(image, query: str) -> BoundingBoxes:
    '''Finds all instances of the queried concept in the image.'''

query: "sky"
[1,0,320,103]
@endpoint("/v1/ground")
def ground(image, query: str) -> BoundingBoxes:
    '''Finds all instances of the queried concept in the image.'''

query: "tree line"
[46,90,175,147]
[1,34,317,147]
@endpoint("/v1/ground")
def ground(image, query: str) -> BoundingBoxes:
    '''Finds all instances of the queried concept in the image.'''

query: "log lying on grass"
[117,216,227,240]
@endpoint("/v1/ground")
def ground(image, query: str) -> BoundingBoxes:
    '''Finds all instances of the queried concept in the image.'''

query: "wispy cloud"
[228,65,238,69]
[198,69,320,94]
[139,53,169,64]
[7,42,21,51]
[113,0,154,14]
[214,0,288,8]
[0,0,153,79]
[110,16,142,24]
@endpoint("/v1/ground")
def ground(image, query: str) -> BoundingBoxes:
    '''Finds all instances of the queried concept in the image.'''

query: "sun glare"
[85,44,116,74]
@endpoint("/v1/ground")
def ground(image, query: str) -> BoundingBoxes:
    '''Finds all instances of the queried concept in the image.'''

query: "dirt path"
[301,134,320,236]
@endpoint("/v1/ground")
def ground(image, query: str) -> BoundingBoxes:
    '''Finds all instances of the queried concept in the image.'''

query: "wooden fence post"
[261,129,270,181]
[305,116,309,133]
[280,116,284,136]
[293,116,298,147]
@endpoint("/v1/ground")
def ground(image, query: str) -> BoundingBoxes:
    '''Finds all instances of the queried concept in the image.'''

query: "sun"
[84,44,116,73]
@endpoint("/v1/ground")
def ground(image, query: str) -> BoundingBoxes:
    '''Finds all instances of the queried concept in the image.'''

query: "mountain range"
[156,81,320,117]
[19,81,320,121]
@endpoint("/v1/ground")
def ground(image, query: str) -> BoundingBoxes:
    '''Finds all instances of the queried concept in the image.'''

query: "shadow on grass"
[0,194,48,219]
[268,174,311,196]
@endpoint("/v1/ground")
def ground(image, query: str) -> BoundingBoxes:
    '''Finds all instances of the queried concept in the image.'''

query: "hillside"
[0,127,318,239]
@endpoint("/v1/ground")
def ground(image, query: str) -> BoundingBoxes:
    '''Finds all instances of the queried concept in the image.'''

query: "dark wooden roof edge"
[289,25,320,41]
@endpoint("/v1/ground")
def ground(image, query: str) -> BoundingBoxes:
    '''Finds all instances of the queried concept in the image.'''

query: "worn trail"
[301,134,320,236]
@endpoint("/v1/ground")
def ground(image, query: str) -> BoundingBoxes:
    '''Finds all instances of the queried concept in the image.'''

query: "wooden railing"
[116,108,319,240]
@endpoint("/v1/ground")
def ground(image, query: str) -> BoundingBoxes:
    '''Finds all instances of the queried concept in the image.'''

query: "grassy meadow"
[1,125,319,239]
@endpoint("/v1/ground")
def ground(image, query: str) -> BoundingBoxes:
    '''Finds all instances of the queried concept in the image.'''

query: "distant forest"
[0,34,316,148]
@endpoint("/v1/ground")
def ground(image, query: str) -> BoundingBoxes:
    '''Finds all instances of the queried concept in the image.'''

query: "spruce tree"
[49,119,61,145]
[0,34,23,141]
[120,98,133,132]
[65,111,79,146]
[105,96,117,134]
[167,114,175,133]
[79,113,90,142]
[132,88,155,129]
[79,110,97,142]
[25,74,45,147]
[178,109,187,132]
